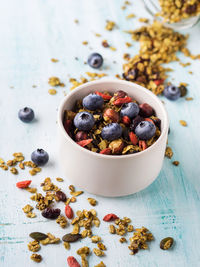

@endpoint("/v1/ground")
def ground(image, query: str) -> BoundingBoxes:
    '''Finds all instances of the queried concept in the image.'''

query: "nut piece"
[30,253,42,262]
[97,243,106,250]
[87,198,97,206]
[95,262,106,267]
[91,235,101,243]
[165,147,173,159]
[93,248,105,257]
[109,225,116,234]
[103,108,119,123]
[63,241,70,250]
[119,237,127,243]
[109,139,124,154]
[160,237,174,250]
[28,241,40,252]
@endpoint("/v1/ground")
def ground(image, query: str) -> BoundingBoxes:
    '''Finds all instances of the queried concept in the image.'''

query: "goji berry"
[95,91,112,100]
[67,256,81,267]
[139,140,147,150]
[122,116,131,125]
[103,213,119,222]
[114,96,132,106]
[76,139,93,147]
[100,148,112,155]
[144,118,155,125]
[129,132,138,145]
[65,205,73,219]
[16,180,32,188]
[154,79,164,86]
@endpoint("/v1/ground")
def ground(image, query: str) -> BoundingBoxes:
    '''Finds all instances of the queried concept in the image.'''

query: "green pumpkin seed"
[29,232,48,241]
[160,237,174,250]
[62,233,81,243]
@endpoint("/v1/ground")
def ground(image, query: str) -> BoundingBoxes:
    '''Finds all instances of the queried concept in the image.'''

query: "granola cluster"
[123,21,200,95]
[158,0,200,23]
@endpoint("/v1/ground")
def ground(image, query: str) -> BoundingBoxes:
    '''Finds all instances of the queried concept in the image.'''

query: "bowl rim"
[57,79,169,160]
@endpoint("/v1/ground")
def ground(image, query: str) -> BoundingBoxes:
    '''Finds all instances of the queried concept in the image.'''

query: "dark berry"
[139,103,154,117]
[135,121,156,140]
[101,123,122,141]
[74,112,95,131]
[75,131,88,142]
[56,191,67,202]
[120,102,139,119]
[87,53,103,69]
[18,107,34,123]
[130,115,143,131]
[42,208,61,219]
[163,85,180,101]
[83,93,104,111]
[31,149,49,166]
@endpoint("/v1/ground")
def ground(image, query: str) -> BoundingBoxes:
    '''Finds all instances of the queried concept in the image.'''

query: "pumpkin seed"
[29,232,48,241]
[160,237,174,250]
[62,233,82,243]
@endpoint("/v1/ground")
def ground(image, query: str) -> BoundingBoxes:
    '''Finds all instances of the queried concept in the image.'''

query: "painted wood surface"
[0,0,200,266]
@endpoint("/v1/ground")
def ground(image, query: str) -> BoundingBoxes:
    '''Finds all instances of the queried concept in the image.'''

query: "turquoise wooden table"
[0,0,200,266]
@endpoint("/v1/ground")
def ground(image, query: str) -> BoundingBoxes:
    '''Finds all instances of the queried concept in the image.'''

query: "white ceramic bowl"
[57,79,169,197]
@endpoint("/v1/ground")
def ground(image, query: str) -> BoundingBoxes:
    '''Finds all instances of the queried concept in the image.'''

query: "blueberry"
[163,85,180,100]
[74,111,95,131]
[135,121,156,140]
[31,149,49,166]
[87,53,103,69]
[18,107,34,123]
[120,102,139,119]
[83,93,104,111]
[101,123,122,141]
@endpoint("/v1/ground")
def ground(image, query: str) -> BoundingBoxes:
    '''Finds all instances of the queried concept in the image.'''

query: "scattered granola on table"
[173,160,180,166]
[165,147,173,159]
[179,120,187,126]
[105,20,116,31]
[123,21,200,95]
[30,253,42,263]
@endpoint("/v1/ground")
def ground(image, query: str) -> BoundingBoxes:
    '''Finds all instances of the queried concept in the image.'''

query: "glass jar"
[142,0,200,30]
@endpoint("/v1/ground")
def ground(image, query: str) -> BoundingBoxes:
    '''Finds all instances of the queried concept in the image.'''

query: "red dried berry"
[129,132,138,145]
[76,139,93,147]
[139,103,154,117]
[16,180,32,188]
[144,118,155,125]
[114,96,132,106]
[67,256,81,267]
[154,79,164,86]
[95,91,112,100]
[122,116,131,125]
[103,213,119,222]
[65,205,73,219]
[100,148,112,155]
[75,131,88,142]
[139,140,147,150]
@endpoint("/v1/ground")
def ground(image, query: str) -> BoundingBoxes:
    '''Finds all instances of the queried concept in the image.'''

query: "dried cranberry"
[75,131,88,142]
[130,115,143,131]
[42,208,61,219]
[56,191,67,202]
[113,90,127,100]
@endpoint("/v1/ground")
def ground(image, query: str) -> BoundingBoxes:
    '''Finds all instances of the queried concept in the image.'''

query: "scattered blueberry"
[101,123,122,141]
[120,102,139,119]
[135,121,156,140]
[87,53,103,69]
[74,111,95,131]
[163,85,180,100]
[83,93,104,111]
[18,107,34,123]
[31,149,49,166]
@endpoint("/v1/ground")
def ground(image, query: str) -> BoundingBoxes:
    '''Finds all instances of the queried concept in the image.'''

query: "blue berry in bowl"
[31,149,49,166]
[18,107,34,123]
[135,121,156,140]
[83,93,104,111]
[120,102,139,119]
[163,85,180,100]
[101,123,122,141]
[88,53,103,69]
[74,111,95,131]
